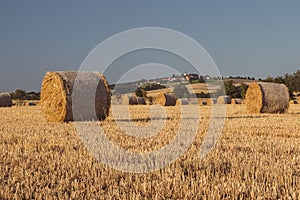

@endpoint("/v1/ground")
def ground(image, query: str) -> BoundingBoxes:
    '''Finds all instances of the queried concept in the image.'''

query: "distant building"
[185,74,199,82]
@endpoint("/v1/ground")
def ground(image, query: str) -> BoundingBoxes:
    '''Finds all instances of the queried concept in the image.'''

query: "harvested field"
[1,105,300,199]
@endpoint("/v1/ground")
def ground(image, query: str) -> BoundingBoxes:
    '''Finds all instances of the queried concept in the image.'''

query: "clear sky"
[1,1,300,92]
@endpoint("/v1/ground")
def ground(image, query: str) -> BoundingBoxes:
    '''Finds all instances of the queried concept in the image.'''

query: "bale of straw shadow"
[0,92,12,107]
[40,71,111,122]
[245,82,289,113]
[156,93,176,106]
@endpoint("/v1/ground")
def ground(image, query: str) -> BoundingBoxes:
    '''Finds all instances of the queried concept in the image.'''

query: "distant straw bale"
[231,98,243,105]
[40,71,111,122]
[217,96,231,104]
[245,82,289,113]
[198,99,207,106]
[176,98,189,106]
[156,93,176,106]
[26,101,37,106]
[137,97,146,105]
[289,100,298,104]
[207,98,216,106]
[122,94,138,105]
[0,92,12,107]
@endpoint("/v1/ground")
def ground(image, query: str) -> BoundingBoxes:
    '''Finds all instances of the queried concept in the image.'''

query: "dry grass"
[186,83,220,94]
[1,105,300,199]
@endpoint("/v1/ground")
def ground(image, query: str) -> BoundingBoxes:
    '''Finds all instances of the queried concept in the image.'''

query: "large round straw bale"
[245,82,289,113]
[176,98,189,106]
[122,94,138,105]
[137,97,146,105]
[156,93,176,106]
[231,98,243,104]
[217,96,231,104]
[40,71,111,122]
[0,92,12,107]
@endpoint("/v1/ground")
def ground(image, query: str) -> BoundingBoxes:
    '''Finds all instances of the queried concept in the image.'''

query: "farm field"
[1,104,300,199]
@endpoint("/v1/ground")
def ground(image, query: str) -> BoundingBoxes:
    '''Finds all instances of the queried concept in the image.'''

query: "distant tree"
[135,87,147,97]
[195,92,210,98]
[224,80,241,98]
[240,83,249,99]
[273,76,285,84]
[10,90,40,100]
[11,89,26,100]
[109,84,115,90]
[199,76,205,83]
[140,83,166,91]
[264,76,274,83]
[25,91,40,100]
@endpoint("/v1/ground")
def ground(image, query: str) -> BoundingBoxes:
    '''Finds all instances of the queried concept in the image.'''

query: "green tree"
[11,89,26,100]
[135,87,147,97]
[240,83,249,99]
[224,80,240,98]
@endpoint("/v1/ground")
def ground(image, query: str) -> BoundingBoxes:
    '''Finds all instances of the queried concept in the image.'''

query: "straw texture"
[40,71,111,122]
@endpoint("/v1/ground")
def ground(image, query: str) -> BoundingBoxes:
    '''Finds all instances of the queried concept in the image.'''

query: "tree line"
[10,89,40,100]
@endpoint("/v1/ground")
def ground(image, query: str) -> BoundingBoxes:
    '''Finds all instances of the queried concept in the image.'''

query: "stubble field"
[1,104,300,199]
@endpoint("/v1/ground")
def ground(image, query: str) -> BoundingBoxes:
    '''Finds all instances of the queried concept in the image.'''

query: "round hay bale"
[231,98,243,105]
[122,94,138,105]
[176,98,189,106]
[198,99,207,106]
[0,92,12,107]
[217,96,231,104]
[289,100,298,104]
[26,101,37,106]
[40,71,111,122]
[156,93,176,106]
[137,97,146,105]
[205,98,216,106]
[245,82,289,113]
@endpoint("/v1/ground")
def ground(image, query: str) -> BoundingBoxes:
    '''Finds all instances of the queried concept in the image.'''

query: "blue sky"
[1,1,300,92]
